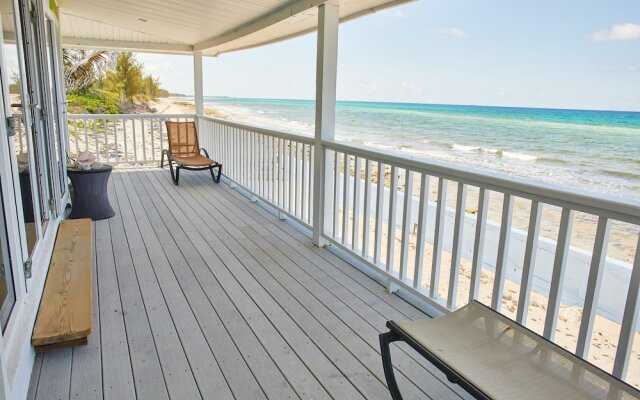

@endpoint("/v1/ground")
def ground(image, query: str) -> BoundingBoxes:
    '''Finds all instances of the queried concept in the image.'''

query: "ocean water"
[194,97,640,201]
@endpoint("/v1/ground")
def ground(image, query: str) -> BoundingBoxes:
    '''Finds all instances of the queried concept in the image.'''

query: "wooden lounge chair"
[380,301,640,400]
[161,121,222,185]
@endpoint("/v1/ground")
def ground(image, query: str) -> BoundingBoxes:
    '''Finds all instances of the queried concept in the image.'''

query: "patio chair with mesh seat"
[380,300,640,400]
[161,121,222,185]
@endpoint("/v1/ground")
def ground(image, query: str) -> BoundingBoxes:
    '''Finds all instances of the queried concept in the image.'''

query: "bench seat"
[380,301,640,400]
[32,219,93,352]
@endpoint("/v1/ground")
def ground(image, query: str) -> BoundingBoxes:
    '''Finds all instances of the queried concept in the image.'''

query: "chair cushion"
[172,154,217,167]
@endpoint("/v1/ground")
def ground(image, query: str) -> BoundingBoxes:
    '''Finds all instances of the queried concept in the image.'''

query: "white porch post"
[312,2,339,247]
[193,51,204,116]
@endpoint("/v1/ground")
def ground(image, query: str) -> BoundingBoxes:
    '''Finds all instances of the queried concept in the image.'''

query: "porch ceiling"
[58,0,413,56]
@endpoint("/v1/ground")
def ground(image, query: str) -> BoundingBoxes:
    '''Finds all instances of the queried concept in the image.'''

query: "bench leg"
[380,331,405,400]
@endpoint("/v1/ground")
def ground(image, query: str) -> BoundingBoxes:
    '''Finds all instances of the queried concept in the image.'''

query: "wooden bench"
[32,219,93,352]
[380,301,640,400]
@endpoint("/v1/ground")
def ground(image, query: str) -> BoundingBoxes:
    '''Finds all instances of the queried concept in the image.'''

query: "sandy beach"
[151,97,226,118]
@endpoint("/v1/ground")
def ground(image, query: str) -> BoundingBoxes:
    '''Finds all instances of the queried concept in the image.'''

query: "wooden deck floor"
[27,169,470,400]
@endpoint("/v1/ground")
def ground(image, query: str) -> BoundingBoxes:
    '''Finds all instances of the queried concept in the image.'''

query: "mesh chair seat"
[173,154,216,167]
[383,302,640,400]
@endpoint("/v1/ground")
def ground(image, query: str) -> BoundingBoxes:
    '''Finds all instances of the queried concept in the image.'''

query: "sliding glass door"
[1,0,42,261]
[0,0,63,294]
[0,176,16,331]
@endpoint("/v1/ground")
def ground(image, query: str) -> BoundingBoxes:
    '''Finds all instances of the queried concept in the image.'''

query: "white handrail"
[324,140,640,225]
[199,115,315,146]
[199,116,314,227]
[69,113,196,119]
[67,114,195,164]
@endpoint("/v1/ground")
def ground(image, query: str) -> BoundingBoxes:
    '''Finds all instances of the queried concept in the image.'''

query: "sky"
[137,0,640,111]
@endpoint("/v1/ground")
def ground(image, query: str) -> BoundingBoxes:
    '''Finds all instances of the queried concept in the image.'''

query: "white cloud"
[627,65,638,73]
[400,81,422,94]
[592,23,640,42]
[435,27,466,38]
[359,82,379,93]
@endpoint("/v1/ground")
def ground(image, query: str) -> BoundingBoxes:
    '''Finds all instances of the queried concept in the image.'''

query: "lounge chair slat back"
[166,121,200,158]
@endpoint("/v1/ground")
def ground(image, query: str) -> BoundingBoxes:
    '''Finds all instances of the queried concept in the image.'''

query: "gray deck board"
[69,222,102,400]
[93,219,136,399]
[28,169,467,400]
[113,173,229,400]
[26,353,42,400]
[37,349,72,400]
[149,173,368,400]
[131,172,299,400]
[184,171,469,400]
[108,182,171,400]
[121,174,264,399]
[176,173,427,399]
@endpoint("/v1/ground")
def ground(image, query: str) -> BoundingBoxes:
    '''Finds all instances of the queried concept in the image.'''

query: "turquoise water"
[194,97,640,200]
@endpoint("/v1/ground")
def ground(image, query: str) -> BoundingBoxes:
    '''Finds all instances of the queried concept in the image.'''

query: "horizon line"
[173,95,640,113]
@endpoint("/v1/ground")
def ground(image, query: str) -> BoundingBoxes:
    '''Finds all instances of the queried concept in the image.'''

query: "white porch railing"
[67,114,196,164]
[199,116,315,227]
[198,116,640,384]
[321,141,640,376]
[64,113,640,385]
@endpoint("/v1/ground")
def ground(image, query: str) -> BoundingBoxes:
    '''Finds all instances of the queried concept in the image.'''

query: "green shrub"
[67,92,120,114]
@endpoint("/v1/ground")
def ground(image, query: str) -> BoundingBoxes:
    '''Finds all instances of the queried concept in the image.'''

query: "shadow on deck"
[27,168,470,400]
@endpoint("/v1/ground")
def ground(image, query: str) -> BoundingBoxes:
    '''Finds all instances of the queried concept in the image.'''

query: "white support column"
[312,2,339,247]
[193,51,204,116]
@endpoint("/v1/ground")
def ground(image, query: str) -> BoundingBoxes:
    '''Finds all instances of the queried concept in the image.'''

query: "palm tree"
[63,49,115,93]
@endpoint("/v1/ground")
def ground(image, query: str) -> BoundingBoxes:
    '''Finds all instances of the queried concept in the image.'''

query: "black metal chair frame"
[160,148,222,185]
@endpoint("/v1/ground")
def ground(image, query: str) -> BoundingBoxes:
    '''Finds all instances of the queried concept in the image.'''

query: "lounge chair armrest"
[200,148,210,158]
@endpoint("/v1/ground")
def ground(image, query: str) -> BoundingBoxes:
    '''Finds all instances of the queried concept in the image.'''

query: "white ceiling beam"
[204,0,416,56]
[61,37,194,55]
[193,0,329,51]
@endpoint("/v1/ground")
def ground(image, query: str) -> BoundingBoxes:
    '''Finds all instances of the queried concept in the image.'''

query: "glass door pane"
[44,18,64,202]
[0,175,16,331]
[24,0,52,225]
[1,0,40,256]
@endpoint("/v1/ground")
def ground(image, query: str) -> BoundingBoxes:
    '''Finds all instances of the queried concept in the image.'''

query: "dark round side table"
[68,165,115,220]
